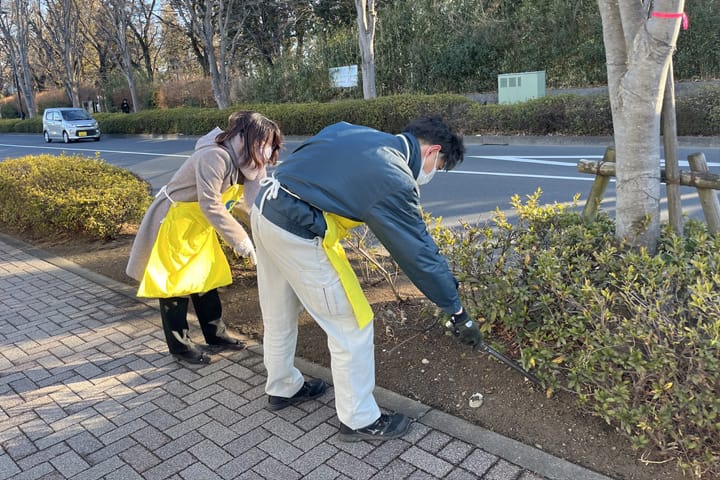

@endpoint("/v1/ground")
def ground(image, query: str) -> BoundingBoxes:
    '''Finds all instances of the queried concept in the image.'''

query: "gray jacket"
[126,128,265,282]
[256,121,461,314]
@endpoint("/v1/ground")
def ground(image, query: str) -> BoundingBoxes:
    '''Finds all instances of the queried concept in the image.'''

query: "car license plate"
[78,131,87,137]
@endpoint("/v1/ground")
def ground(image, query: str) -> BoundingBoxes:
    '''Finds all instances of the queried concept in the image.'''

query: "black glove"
[445,309,483,346]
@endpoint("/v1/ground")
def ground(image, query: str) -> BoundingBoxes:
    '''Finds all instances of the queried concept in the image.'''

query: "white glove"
[233,238,257,266]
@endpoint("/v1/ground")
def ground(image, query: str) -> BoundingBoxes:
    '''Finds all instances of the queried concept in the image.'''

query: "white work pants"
[250,206,381,429]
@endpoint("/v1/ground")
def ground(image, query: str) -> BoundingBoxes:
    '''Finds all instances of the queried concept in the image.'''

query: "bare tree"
[355,0,377,99]
[0,0,38,117]
[98,0,141,112]
[33,0,85,107]
[127,0,161,82]
[169,0,249,109]
[597,0,686,252]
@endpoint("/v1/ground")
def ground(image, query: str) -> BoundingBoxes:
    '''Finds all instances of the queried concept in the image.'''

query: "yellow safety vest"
[322,212,374,329]
[137,184,244,298]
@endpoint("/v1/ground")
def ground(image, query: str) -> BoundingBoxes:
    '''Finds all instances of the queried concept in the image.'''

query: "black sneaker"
[171,348,211,365]
[267,379,328,411]
[206,334,246,352]
[338,413,411,442]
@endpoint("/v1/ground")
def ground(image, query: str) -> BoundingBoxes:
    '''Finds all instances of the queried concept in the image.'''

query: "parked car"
[43,108,101,143]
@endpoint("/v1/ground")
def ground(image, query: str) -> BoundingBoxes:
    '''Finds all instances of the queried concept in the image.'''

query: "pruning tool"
[474,340,542,385]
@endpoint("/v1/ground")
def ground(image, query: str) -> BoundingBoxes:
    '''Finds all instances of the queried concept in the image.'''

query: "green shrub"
[0,154,152,240]
[0,87,717,138]
[424,190,720,478]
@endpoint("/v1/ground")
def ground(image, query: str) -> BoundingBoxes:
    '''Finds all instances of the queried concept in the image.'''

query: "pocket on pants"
[304,277,353,318]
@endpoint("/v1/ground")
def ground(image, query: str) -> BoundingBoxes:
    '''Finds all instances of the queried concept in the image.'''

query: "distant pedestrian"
[126,111,283,364]
[251,116,481,441]
[121,98,131,114]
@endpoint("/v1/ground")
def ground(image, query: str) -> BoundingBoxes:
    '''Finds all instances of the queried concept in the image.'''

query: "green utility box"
[497,70,546,104]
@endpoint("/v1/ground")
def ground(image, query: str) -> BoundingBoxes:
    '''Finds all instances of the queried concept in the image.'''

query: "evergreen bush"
[0,154,152,240]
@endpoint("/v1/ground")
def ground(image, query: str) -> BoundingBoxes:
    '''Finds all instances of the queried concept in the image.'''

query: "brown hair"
[215,111,283,169]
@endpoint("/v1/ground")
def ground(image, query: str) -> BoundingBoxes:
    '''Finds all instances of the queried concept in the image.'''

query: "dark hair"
[402,116,465,171]
[215,111,283,169]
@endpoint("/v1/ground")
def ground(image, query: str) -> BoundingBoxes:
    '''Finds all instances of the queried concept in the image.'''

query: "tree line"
[0,0,717,118]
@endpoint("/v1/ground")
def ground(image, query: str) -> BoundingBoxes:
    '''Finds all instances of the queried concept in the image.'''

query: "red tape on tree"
[652,11,690,30]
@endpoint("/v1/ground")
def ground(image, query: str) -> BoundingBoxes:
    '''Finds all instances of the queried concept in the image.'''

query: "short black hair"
[402,116,465,171]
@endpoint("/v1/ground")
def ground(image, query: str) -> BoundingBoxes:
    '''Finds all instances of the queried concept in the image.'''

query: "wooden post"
[582,147,615,221]
[687,152,720,233]
[662,67,683,235]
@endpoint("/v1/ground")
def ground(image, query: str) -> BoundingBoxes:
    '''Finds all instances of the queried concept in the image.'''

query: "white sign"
[329,65,358,88]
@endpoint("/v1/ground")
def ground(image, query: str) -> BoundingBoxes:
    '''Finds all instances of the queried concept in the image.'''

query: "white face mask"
[417,150,440,186]
[263,145,273,161]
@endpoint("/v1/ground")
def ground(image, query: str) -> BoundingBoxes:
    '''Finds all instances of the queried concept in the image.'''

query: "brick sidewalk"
[0,234,613,480]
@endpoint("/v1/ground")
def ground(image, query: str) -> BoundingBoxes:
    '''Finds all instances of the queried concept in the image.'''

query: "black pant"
[158,289,228,354]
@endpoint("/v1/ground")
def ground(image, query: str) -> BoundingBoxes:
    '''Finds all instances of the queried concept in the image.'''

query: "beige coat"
[126,128,265,282]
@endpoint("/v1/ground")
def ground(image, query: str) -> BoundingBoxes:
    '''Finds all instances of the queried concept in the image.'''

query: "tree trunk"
[598,0,686,253]
[355,0,377,99]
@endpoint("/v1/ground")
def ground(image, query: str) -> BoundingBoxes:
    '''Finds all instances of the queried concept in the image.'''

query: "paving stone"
[485,459,523,480]
[369,458,416,480]
[103,464,145,480]
[98,418,148,446]
[65,431,103,457]
[71,456,126,480]
[155,431,205,460]
[326,450,378,480]
[362,439,412,469]
[224,428,272,458]
[49,450,89,477]
[0,453,20,480]
[198,420,239,447]
[16,441,69,471]
[187,372,228,393]
[19,418,53,441]
[142,409,181,431]
[143,451,196,480]
[294,405,336,432]
[417,429,452,453]
[216,447,267,479]
[446,468,483,480]
[179,462,223,480]
[84,437,137,466]
[258,435,303,464]
[262,416,305,442]
[10,461,54,480]
[189,438,233,470]
[3,431,38,460]
[290,442,339,476]
[460,449,498,477]
[230,409,274,435]
[213,382,251,408]
[174,398,218,421]
[437,439,475,464]
[400,446,454,478]
[406,470,435,479]
[252,456,302,480]
[293,422,337,452]
[130,425,171,450]
[304,464,341,480]
[118,444,162,473]
[164,413,212,440]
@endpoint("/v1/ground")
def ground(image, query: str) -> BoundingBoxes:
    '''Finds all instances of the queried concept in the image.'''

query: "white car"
[43,107,101,143]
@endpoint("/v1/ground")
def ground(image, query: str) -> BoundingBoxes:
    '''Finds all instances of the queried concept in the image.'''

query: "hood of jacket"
[195,127,241,170]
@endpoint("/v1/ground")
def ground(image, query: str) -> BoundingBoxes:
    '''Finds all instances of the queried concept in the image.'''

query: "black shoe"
[172,348,211,365]
[267,379,328,411]
[206,334,246,352]
[338,413,411,442]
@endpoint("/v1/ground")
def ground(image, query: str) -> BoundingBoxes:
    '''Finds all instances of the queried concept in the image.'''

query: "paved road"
[0,233,614,480]
[1,133,718,226]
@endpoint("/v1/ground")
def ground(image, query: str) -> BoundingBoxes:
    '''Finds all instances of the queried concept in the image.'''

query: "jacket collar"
[398,132,422,179]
